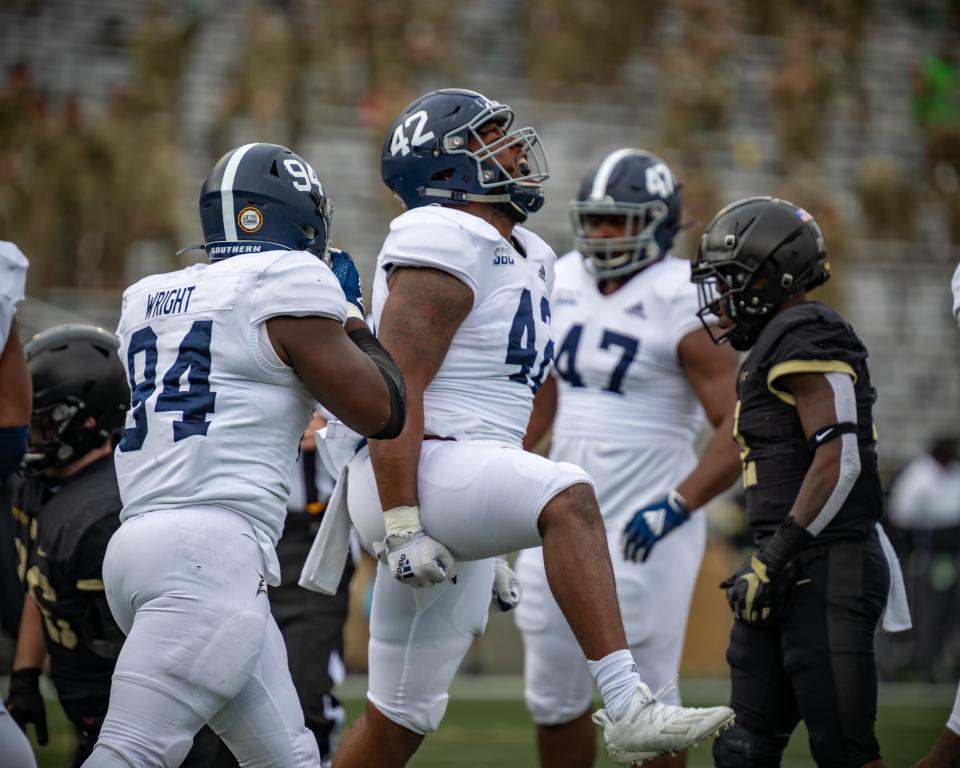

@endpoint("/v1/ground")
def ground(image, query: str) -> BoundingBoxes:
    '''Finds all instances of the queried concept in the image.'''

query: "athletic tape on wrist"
[384,505,422,537]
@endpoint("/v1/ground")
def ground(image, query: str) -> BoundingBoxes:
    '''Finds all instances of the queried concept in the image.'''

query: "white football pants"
[0,701,37,768]
[515,434,707,725]
[82,507,320,768]
[347,440,593,734]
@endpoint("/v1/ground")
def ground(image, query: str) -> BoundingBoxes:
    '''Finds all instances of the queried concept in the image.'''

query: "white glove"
[490,556,521,612]
[382,505,457,588]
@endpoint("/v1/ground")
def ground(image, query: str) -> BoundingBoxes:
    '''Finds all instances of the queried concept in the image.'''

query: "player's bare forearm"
[0,320,32,426]
[13,597,47,670]
[523,373,557,451]
[677,328,740,509]
[912,728,960,767]
[371,266,473,510]
[676,410,741,510]
[370,389,423,509]
[267,315,393,436]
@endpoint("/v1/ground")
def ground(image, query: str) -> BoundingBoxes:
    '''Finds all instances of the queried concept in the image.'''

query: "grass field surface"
[25,676,953,767]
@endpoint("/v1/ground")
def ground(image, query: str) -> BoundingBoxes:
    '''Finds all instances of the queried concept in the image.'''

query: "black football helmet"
[691,197,829,351]
[571,149,682,279]
[197,143,333,262]
[24,325,129,474]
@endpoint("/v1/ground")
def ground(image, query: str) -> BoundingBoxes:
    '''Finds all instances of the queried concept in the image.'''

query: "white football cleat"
[593,683,735,765]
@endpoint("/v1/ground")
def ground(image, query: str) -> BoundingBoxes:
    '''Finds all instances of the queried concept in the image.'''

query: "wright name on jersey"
[114,249,347,583]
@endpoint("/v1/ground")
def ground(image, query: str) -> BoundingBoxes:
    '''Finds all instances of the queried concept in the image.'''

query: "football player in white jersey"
[82,143,407,768]
[0,240,36,768]
[0,241,31,485]
[333,90,734,768]
[515,149,742,768]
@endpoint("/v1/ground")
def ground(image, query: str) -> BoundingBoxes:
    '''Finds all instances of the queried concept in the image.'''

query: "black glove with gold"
[6,667,48,745]
[720,517,811,624]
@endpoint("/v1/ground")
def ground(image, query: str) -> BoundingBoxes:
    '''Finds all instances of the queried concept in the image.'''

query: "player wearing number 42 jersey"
[323,89,733,768]
[82,143,407,768]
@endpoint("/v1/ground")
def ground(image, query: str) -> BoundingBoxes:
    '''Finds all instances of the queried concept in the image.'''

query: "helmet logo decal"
[237,206,263,233]
[389,110,435,157]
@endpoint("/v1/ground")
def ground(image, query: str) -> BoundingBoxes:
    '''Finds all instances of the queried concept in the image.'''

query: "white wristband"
[383,505,422,537]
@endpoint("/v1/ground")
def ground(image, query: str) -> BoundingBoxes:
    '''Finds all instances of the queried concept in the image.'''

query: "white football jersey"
[549,252,705,524]
[114,249,347,564]
[372,206,555,446]
[0,241,28,350]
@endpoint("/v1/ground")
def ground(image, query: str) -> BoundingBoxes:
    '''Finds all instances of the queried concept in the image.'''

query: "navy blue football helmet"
[571,149,682,278]
[198,143,333,261]
[381,88,549,223]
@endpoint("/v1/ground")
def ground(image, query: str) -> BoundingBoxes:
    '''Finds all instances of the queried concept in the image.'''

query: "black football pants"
[724,529,890,767]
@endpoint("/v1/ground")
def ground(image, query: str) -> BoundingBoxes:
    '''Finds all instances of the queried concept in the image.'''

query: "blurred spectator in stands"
[829,0,874,128]
[670,147,721,262]
[777,163,853,310]
[127,0,199,126]
[912,26,960,243]
[208,1,302,158]
[912,27,960,182]
[659,0,736,149]
[522,0,648,100]
[0,62,34,150]
[889,436,960,682]
[770,10,838,168]
[855,155,920,241]
[15,92,59,290]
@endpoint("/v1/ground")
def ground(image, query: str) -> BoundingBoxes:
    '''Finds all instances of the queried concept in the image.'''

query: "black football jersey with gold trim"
[9,455,122,708]
[734,302,882,542]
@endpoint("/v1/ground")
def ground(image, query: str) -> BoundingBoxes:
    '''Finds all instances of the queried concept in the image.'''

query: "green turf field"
[26,676,952,767]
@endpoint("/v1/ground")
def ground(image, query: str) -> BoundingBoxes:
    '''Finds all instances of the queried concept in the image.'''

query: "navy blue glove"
[621,490,690,563]
[328,248,364,320]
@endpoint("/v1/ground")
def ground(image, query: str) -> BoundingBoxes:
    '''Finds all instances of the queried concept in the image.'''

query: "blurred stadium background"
[2,0,960,764]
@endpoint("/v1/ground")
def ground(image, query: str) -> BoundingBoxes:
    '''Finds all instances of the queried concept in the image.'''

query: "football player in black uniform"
[5,324,220,767]
[691,198,889,768]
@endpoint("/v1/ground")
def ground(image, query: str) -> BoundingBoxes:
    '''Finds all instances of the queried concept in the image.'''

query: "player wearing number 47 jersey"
[82,143,407,768]
[517,149,742,768]
[328,90,733,768]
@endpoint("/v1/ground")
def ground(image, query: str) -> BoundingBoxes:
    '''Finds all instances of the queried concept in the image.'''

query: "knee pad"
[712,722,789,768]
[187,610,265,700]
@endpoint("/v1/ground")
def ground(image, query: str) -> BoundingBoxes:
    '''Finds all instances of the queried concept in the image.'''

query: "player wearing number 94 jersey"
[83,143,407,768]
[332,91,734,768]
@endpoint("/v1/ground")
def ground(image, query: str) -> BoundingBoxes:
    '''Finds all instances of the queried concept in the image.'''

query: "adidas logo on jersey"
[538,264,546,281]
[626,301,646,319]
[396,554,414,580]
[643,509,666,536]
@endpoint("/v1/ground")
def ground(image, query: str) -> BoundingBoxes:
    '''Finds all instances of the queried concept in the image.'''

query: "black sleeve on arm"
[347,327,407,440]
